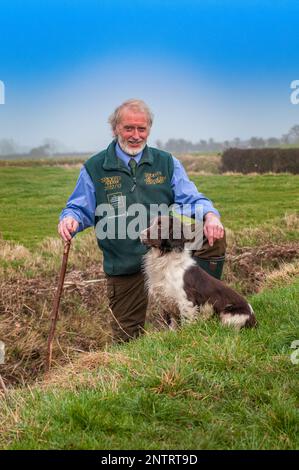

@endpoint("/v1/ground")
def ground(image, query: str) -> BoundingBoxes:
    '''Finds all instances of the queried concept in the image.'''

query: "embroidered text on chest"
[144,172,166,185]
[100,176,122,190]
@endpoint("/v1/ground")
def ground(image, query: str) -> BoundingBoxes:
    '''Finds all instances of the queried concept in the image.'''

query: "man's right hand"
[58,217,79,241]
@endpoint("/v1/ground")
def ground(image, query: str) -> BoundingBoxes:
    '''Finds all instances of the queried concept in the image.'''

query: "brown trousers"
[106,232,226,343]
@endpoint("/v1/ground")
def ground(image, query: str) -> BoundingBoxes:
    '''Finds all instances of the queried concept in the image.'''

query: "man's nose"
[132,128,140,139]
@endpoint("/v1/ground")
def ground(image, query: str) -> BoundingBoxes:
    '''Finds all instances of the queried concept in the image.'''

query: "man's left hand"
[203,212,224,247]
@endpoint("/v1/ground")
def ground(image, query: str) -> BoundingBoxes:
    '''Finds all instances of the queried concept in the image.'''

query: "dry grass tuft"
[260,260,299,291]
[283,212,299,230]
[178,154,221,174]
[232,226,286,248]
[198,303,215,320]
[0,240,32,263]
[38,237,62,254]
[151,358,183,395]
[42,350,133,391]
[224,241,299,294]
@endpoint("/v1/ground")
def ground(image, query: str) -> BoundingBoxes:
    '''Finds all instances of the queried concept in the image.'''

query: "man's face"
[115,108,150,156]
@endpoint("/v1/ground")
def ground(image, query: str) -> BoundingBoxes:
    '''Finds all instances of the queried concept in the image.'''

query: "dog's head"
[223,302,258,328]
[140,215,195,253]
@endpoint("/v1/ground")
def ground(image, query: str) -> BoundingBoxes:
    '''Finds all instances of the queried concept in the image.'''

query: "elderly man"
[59,99,226,342]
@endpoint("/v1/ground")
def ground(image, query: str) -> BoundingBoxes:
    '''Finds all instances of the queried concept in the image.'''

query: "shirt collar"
[103,140,153,171]
[115,141,143,167]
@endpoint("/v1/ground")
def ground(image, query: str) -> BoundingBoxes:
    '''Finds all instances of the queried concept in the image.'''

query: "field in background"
[0,166,298,248]
[0,160,299,449]
[0,152,221,174]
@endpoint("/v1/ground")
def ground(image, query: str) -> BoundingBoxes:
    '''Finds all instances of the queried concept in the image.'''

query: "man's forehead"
[118,108,149,126]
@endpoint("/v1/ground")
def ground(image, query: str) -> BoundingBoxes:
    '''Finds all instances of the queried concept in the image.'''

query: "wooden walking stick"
[0,374,8,398]
[45,240,71,373]
[0,341,9,399]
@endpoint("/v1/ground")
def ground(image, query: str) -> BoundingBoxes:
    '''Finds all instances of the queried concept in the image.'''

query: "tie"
[128,158,137,177]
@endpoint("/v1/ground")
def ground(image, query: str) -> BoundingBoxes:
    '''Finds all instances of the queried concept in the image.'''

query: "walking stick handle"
[45,240,71,373]
[0,373,8,398]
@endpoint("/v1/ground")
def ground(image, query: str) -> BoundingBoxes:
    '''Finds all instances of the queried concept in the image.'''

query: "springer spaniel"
[140,215,257,330]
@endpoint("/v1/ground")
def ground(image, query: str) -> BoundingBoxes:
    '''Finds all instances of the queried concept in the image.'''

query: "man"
[58,99,226,342]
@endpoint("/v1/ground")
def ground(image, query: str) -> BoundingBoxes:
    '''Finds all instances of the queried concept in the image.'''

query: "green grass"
[192,174,299,231]
[0,167,298,248]
[1,280,298,450]
[0,166,82,248]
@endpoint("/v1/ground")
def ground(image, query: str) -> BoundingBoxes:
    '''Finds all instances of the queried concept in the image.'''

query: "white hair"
[109,99,154,134]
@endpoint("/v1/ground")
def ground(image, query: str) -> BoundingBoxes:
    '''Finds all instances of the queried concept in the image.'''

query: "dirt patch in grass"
[224,242,299,294]
[0,266,111,388]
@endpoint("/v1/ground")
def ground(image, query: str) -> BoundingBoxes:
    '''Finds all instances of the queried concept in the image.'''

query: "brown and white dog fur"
[140,215,257,330]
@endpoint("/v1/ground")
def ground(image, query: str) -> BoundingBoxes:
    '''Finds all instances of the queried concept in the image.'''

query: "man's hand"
[58,217,79,242]
[203,212,224,247]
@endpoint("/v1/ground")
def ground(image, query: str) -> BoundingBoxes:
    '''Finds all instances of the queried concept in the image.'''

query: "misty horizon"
[1,123,299,157]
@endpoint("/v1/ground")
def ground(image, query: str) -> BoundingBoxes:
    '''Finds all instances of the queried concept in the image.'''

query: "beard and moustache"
[117,135,147,156]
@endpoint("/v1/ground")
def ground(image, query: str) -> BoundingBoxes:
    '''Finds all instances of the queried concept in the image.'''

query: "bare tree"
[0,138,18,155]
[267,137,280,147]
[287,125,299,144]
[249,137,265,148]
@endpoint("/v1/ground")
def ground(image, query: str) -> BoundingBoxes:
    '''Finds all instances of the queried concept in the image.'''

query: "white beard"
[117,136,147,156]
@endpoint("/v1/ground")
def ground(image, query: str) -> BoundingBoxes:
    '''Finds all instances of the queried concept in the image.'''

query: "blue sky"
[0,0,299,151]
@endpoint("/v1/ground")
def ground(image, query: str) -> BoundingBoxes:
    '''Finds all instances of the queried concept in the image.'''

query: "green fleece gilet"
[84,141,174,275]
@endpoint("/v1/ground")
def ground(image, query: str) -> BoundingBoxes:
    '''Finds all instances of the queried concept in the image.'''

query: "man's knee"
[193,228,227,259]
[192,229,227,280]
[105,272,148,343]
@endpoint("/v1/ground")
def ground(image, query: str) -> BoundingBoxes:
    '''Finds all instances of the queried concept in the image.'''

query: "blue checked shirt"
[60,142,220,233]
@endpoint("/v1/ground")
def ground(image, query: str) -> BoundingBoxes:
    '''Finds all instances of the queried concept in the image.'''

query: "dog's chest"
[144,250,194,302]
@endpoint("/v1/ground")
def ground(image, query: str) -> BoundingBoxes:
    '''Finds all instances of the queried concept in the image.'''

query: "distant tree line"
[1,125,299,156]
[0,138,64,157]
[155,124,299,153]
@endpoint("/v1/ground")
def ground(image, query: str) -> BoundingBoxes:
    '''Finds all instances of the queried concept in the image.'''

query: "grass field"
[0,164,298,450]
[0,166,298,248]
